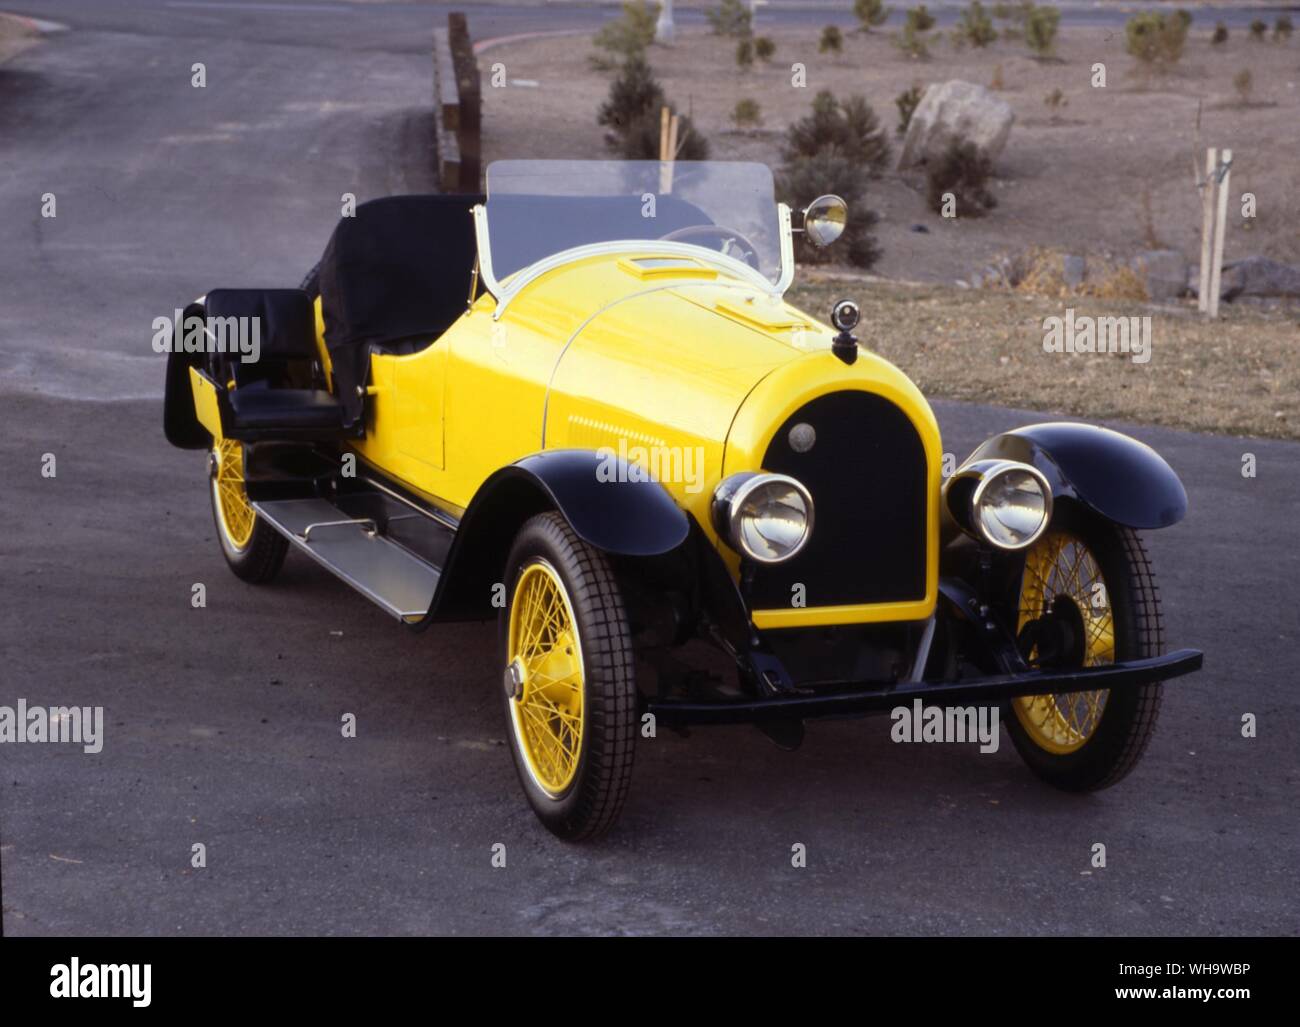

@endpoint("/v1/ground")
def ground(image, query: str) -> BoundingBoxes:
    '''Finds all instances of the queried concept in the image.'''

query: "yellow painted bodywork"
[214,251,944,628]
[189,365,223,439]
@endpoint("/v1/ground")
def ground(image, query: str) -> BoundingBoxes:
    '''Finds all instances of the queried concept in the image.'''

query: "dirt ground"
[480,23,1300,284]
[479,21,1299,440]
[789,273,1300,440]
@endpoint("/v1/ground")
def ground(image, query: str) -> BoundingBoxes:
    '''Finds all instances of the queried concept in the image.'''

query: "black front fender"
[419,448,691,624]
[507,449,691,556]
[965,422,1187,529]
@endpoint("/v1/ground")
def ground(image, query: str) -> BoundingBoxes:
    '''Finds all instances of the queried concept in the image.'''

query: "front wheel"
[499,512,636,841]
[1005,506,1164,791]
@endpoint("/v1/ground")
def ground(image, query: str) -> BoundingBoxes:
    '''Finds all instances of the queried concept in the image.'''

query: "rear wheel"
[209,438,288,583]
[499,513,636,841]
[1005,506,1164,791]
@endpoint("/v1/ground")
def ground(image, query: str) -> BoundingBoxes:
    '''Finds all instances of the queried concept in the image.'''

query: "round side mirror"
[802,195,848,248]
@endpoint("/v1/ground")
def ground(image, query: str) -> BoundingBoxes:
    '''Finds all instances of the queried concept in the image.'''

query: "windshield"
[483,160,785,286]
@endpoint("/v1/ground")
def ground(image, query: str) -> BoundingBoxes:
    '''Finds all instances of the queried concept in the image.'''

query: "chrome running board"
[252,495,447,622]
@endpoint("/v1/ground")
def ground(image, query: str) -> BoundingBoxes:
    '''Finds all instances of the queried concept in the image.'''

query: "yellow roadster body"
[164,160,1201,839]
[348,252,941,630]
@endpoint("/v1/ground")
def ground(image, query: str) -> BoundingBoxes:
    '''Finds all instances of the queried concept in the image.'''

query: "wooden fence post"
[1208,148,1232,319]
[1197,147,1216,314]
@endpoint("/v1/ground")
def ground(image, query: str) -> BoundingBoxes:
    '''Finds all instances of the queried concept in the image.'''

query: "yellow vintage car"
[164,160,1201,840]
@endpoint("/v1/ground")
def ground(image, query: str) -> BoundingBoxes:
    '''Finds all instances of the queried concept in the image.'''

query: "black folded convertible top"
[315,190,714,427]
[317,193,483,424]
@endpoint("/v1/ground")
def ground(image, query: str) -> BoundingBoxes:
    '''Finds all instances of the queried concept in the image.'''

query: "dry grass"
[1013,248,1150,300]
[787,274,1300,440]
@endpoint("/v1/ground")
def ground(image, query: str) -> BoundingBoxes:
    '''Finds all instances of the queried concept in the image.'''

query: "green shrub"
[1168,9,1192,59]
[953,2,998,48]
[593,0,657,60]
[596,55,662,139]
[706,0,752,38]
[995,0,1033,40]
[1125,14,1160,63]
[1024,5,1060,57]
[898,27,929,58]
[1233,68,1252,104]
[754,35,776,60]
[1125,11,1189,68]
[1275,16,1293,40]
[1249,19,1267,41]
[736,36,754,68]
[925,139,997,217]
[1212,23,1228,46]
[618,113,709,160]
[853,0,891,33]
[777,152,882,269]
[820,25,844,53]
[597,57,709,159]
[895,84,923,136]
[1043,87,1067,123]
[731,97,762,128]
[782,90,892,175]
[897,5,937,57]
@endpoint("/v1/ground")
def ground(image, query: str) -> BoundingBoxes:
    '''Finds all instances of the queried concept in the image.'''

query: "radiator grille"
[748,391,928,610]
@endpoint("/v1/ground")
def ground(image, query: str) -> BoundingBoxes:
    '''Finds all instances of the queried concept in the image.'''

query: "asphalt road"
[1,1,1298,936]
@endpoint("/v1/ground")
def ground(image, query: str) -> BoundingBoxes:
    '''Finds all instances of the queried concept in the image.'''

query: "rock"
[1062,254,1087,289]
[1220,256,1300,300]
[898,81,1015,170]
[1131,249,1188,301]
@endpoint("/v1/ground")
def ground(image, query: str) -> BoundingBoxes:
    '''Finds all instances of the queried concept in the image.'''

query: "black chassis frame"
[628,421,1203,727]
[646,564,1203,726]
[224,424,1202,728]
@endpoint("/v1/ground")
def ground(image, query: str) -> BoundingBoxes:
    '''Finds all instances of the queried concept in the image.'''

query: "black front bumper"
[646,648,1203,726]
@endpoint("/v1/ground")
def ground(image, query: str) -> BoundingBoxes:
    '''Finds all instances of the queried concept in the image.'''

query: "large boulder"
[898,80,1015,170]
[1131,249,1188,301]
[1220,256,1300,300]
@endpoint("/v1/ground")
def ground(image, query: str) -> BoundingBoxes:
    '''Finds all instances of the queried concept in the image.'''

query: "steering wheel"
[657,224,762,271]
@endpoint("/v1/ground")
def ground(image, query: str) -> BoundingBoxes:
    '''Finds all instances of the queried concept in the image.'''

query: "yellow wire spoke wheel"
[1013,530,1113,754]
[211,438,255,551]
[500,512,636,840]
[506,560,585,798]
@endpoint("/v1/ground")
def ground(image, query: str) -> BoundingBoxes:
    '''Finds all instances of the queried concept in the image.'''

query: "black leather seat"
[227,384,345,431]
[204,288,346,440]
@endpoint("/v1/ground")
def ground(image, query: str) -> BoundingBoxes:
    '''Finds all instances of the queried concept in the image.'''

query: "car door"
[392,341,448,470]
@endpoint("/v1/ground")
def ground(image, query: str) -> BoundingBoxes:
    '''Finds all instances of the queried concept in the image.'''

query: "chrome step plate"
[252,497,441,621]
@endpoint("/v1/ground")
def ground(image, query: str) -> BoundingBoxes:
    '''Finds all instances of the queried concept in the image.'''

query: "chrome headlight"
[712,472,814,564]
[944,459,1052,551]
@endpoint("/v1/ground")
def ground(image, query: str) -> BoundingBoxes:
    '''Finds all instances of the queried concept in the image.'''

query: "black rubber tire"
[499,512,636,841]
[1005,505,1164,792]
[209,450,289,584]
